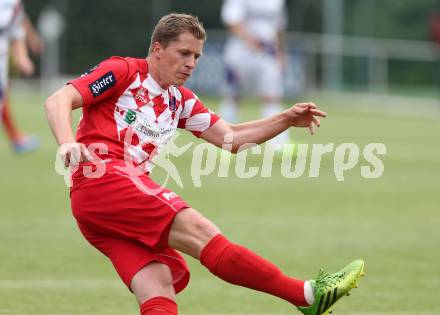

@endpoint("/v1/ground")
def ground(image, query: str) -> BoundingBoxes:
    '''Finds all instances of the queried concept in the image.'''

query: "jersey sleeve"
[221,0,245,26]
[177,87,220,137]
[68,57,129,107]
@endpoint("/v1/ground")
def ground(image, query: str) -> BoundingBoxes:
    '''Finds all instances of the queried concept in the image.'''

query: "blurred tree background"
[23,0,440,91]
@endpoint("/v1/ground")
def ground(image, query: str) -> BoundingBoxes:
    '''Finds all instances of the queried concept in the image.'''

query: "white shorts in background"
[223,38,284,99]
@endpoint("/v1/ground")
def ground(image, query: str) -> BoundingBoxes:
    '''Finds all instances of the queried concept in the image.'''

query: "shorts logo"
[89,71,116,97]
[162,192,178,201]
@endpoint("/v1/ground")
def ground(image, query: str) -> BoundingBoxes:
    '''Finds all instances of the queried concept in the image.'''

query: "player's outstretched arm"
[45,84,92,167]
[200,103,326,153]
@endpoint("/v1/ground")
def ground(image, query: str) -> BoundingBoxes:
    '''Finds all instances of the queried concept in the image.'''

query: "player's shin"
[200,234,309,306]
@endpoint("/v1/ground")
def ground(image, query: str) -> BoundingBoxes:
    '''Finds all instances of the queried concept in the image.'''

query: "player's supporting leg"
[168,207,309,306]
[140,297,177,315]
[131,262,178,315]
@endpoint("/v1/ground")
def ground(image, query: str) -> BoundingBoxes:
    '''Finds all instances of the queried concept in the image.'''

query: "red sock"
[1,99,21,141]
[140,297,177,315]
[200,234,308,306]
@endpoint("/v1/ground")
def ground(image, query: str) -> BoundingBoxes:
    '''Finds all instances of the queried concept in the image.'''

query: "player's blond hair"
[148,13,206,54]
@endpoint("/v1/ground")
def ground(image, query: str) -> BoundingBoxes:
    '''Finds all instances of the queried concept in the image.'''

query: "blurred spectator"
[219,0,290,145]
[0,0,40,153]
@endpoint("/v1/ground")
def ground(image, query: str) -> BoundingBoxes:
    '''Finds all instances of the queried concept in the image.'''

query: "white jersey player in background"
[0,0,39,152]
[219,0,290,145]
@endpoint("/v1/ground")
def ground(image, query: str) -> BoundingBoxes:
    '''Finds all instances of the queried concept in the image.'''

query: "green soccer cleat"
[298,259,365,315]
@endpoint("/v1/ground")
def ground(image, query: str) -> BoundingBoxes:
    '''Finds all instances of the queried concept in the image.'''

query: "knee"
[131,263,175,305]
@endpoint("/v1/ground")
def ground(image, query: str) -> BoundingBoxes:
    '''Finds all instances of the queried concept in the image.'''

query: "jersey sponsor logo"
[162,192,178,201]
[136,125,161,139]
[160,127,174,135]
[124,109,137,124]
[89,71,116,97]
[123,109,161,140]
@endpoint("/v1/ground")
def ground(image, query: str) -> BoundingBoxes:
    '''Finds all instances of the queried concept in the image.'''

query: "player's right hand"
[58,142,94,168]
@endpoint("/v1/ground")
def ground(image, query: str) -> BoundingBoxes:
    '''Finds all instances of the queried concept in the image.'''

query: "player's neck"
[146,57,171,90]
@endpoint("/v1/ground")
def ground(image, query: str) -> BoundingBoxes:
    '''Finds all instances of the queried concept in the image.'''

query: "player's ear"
[151,41,163,58]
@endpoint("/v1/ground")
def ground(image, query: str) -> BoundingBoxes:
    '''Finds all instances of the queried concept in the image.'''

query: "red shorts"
[70,161,190,293]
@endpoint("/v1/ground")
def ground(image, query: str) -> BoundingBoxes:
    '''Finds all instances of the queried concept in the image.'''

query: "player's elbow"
[44,92,61,113]
[225,140,251,154]
[44,93,56,111]
[227,125,255,154]
[229,145,239,154]
[231,142,256,154]
[45,84,82,113]
[44,89,72,113]
[216,139,240,154]
[230,141,252,154]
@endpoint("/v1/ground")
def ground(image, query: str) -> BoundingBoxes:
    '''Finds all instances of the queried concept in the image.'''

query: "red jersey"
[69,56,220,172]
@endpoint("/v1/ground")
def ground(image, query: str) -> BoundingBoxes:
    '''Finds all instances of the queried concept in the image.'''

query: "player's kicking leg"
[298,259,365,315]
[169,208,365,313]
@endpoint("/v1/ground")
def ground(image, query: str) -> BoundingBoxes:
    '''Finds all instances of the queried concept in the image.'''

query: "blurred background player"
[219,0,290,146]
[0,0,40,153]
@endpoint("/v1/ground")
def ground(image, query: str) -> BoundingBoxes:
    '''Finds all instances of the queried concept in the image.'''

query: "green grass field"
[0,91,439,315]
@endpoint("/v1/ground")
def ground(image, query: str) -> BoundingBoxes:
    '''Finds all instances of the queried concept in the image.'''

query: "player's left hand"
[284,103,327,135]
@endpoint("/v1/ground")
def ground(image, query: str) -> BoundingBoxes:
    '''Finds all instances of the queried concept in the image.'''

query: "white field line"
[0,279,122,290]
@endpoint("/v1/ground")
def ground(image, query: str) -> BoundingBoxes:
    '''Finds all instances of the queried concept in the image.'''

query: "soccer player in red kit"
[45,13,364,315]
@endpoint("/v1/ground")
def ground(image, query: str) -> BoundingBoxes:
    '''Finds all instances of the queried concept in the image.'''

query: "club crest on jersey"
[134,87,148,104]
[89,71,116,97]
[169,96,177,111]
